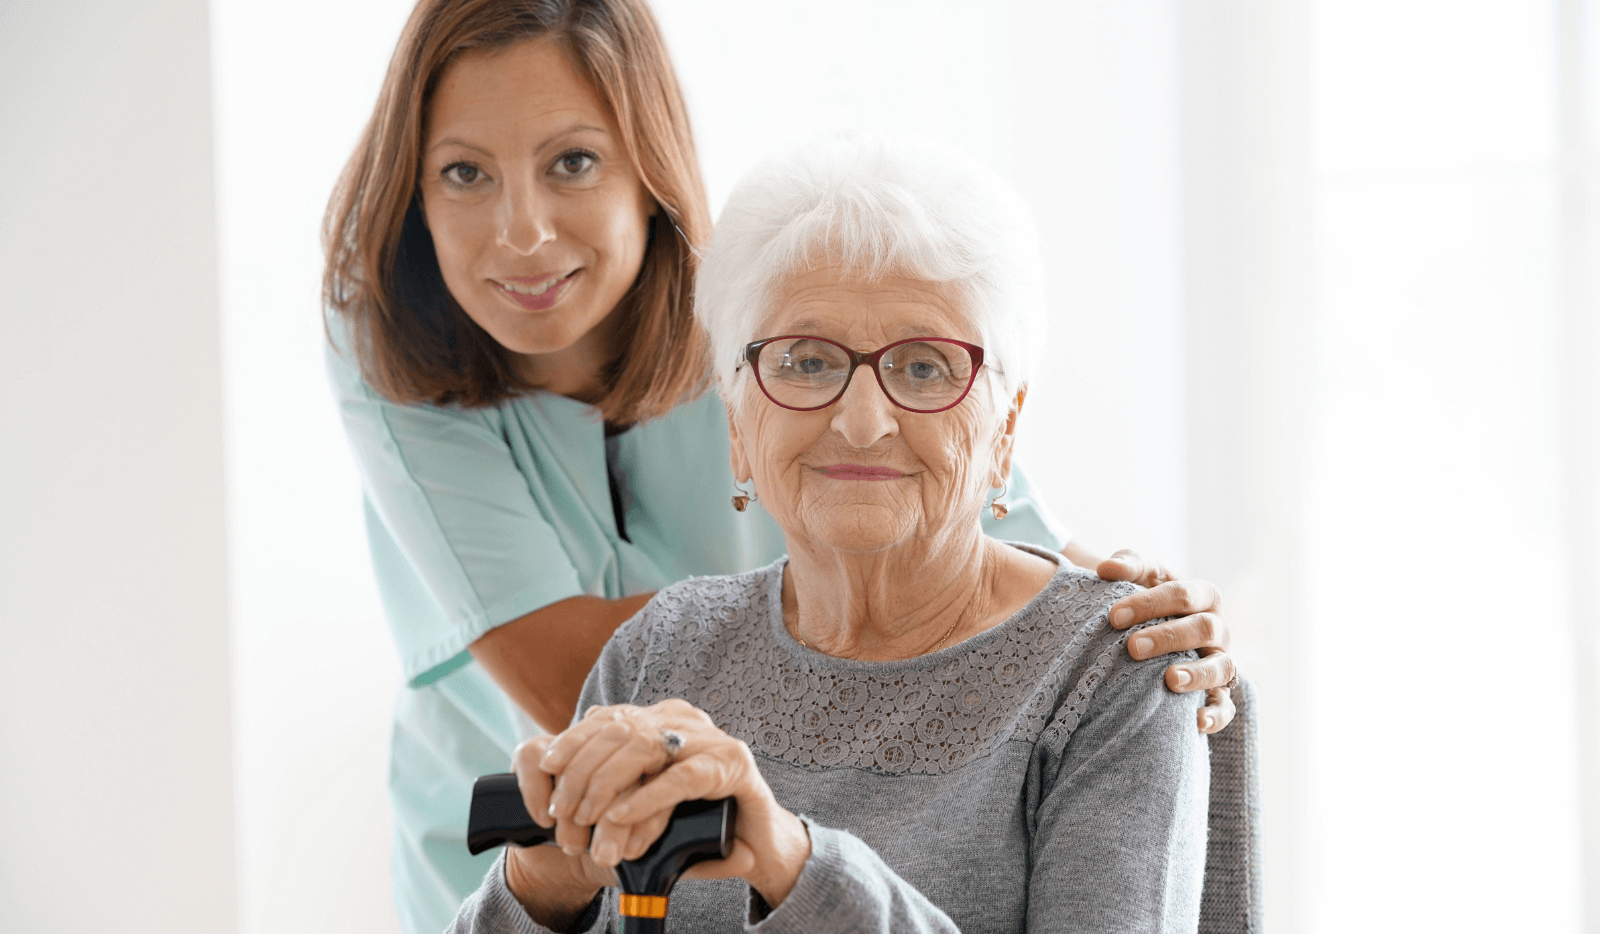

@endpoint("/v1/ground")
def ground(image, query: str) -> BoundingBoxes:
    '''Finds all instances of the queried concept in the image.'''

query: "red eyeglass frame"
[741,335,987,414]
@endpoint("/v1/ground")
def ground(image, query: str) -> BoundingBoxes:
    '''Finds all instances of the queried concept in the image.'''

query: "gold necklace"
[795,618,961,656]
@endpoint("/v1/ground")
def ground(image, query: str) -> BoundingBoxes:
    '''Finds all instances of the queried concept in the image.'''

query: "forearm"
[506,848,606,931]
[449,850,604,934]
[752,821,958,934]
[470,593,654,733]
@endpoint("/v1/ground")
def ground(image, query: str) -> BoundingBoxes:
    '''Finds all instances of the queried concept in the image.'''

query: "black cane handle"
[466,773,737,884]
[467,773,552,855]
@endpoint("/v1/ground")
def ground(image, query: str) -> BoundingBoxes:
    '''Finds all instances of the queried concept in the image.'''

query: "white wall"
[210,4,413,931]
[1176,4,1316,930]
[1304,2,1583,929]
[1182,1,1593,931]
[1558,0,1600,924]
[0,2,237,932]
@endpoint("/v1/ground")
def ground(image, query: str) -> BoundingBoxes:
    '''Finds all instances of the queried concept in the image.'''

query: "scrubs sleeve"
[980,459,1072,551]
[327,341,586,686]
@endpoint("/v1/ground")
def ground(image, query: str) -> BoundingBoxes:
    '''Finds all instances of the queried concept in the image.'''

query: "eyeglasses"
[742,335,986,414]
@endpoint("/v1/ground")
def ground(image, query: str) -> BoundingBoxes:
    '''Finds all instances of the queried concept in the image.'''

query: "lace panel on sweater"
[613,568,1136,777]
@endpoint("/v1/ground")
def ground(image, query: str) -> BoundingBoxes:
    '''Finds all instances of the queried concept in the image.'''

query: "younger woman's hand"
[533,699,812,909]
[1095,549,1238,734]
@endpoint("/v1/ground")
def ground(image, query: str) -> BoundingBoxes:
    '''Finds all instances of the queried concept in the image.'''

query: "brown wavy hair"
[323,0,711,422]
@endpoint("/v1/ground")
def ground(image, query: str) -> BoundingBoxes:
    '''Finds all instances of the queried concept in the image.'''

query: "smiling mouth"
[814,464,906,481]
[494,271,578,310]
[497,272,573,296]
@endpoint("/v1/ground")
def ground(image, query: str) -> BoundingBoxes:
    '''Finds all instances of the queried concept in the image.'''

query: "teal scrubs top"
[326,342,1072,934]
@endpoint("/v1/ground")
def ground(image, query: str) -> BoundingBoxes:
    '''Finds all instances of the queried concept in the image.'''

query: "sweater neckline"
[764,542,1077,673]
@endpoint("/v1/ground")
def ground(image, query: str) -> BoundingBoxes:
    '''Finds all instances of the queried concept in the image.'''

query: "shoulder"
[622,391,735,460]
[1041,559,1139,607]
[640,388,726,429]
[325,332,507,435]
[641,564,775,639]
[1009,550,1141,646]
[1012,562,1135,684]
[597,562,782,691]
[1000,558,1190,744]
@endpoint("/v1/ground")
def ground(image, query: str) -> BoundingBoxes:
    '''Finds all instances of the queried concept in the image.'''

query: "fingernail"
[547,804,558,817]
[562,844,582,857]
[1130,636,1153,658]
[1173,668,1191,688]
[1113,608,1134,627]
[594,842,618,866]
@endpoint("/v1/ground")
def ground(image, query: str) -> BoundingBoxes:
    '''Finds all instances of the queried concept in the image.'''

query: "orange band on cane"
[618,894,669,918]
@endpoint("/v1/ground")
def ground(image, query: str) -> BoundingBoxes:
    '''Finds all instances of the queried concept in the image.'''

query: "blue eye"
[442,162,483,186]
[554,150,597,177]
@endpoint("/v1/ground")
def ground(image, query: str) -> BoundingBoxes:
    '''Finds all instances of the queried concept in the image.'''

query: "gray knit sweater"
[450,547,1209,933]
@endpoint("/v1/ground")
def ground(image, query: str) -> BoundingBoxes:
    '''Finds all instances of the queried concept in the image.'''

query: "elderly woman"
[448,136,1210,934]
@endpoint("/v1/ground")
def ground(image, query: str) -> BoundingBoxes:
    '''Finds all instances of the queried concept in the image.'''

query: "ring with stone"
[660,729,685,760]
[1225,672,1240,691]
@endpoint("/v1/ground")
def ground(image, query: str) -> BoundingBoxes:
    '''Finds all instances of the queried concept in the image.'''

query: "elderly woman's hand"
[1094,549,1238,735]
[528,699,812,910]
[499,734,619,928]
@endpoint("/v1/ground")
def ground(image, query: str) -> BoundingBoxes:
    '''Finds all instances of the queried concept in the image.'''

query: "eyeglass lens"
[755,338,976,411]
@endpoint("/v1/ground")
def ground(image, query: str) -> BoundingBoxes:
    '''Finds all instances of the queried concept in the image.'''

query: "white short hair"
[694,134,1049,416]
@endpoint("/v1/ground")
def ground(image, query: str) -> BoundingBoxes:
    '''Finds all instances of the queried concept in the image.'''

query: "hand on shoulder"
[1088,547,1239,734]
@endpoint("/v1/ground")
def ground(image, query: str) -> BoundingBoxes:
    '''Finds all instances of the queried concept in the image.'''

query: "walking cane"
[467,773,736,934]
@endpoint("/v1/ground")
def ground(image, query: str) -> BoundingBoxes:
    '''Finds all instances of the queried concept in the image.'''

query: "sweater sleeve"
[446,851,610,934]
[1026,655,1211,934]
[745,819,960,934]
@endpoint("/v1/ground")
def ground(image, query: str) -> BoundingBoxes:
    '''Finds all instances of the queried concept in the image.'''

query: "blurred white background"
[3,1,1596,932]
